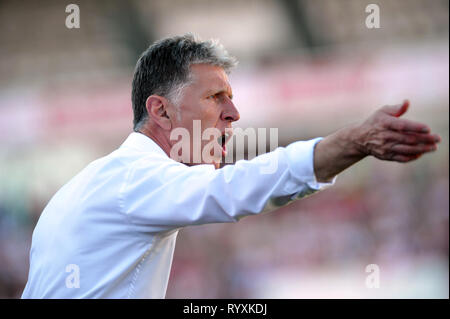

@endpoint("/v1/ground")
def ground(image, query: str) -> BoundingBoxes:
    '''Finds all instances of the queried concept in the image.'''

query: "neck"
[138,125,172,158]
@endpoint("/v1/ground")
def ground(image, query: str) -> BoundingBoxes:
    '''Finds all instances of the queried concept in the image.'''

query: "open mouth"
[217,131,232,157]
[217,134,227,157]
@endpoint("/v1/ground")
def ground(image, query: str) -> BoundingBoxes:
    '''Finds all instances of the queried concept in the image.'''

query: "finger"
[384,131,441,145]
[381,100,409,117]
[391,143,437,155]
[391,153,422,163]
[385,117,430,133]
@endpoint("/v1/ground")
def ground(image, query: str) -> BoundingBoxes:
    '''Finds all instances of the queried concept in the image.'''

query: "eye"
[207,92,231,102]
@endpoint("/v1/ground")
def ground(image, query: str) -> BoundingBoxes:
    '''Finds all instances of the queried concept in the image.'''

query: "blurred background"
[0,0,448,298]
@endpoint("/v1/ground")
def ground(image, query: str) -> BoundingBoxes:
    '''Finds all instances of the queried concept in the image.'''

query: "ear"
[145,95,172,130]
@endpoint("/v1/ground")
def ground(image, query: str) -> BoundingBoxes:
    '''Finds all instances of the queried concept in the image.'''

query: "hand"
[354,100,441,162]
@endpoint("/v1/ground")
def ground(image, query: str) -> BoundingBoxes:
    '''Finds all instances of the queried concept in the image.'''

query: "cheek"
[202,106,222,125]
[179,100,220,129]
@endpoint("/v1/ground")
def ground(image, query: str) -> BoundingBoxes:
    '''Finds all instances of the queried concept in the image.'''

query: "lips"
[217,129,233,157]
[217,134,227,157]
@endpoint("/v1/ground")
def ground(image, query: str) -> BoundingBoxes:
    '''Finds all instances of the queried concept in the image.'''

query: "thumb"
[381,100,410,117]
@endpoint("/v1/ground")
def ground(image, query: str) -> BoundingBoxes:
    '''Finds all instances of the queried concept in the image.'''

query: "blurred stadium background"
[0,0,448,298]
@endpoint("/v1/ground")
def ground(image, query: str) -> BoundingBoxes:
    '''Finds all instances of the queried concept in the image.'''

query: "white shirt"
[22,132,334,299]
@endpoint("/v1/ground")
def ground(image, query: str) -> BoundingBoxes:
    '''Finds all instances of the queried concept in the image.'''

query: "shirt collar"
[120,132,168,157]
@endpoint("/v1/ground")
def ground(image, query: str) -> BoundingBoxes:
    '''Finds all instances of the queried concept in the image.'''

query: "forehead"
[188,64,231,93]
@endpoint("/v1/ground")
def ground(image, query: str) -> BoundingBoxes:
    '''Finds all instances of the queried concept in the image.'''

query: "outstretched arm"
[313,100,441,182]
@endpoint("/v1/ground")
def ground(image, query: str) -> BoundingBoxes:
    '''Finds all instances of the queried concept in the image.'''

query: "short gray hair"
[132,33,238,131]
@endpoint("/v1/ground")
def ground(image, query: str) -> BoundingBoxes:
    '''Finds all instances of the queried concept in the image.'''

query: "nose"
[221,98,240,123]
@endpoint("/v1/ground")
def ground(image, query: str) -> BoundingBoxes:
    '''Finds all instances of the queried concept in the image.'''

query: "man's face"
[168,63,240,167]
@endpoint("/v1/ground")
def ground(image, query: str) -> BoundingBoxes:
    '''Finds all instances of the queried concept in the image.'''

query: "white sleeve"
[119,138,336,233]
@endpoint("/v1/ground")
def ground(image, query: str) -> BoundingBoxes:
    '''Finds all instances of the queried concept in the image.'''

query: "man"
[22,34,440,298]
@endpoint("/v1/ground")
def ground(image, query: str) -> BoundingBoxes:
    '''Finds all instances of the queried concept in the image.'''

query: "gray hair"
[132,33,238,131]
